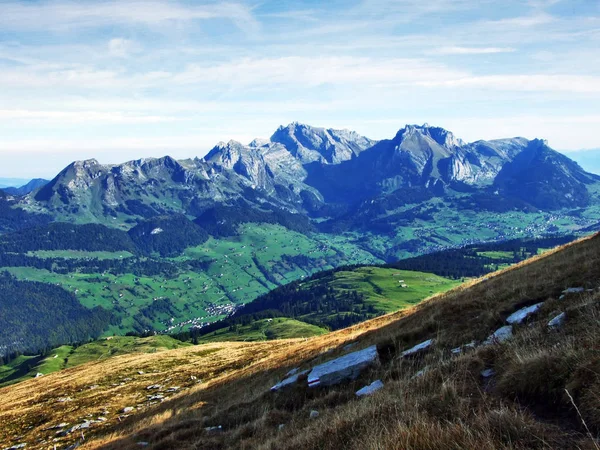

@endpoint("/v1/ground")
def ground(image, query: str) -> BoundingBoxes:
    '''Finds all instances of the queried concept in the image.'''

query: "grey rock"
[122,407,134,413]
[506,302,544,324]
[481,368,496,378]
[285,368,299,377]
[3,444,26,450]
[137,442,149,447]
[307,345,379,388]
[483,325,513,345]
[562,287,584,294]
[278,424,285,431]
[146,384,162,390]
[166,386,180,392]
[45,423,68,430]
[271,370,309,392]
[355,380,384,397]
[309,410,319,419]
[548,312,566,329]
[401,339,434,358]
[451,341,476,355]
[204,425,223,432]
[148,394,164,401]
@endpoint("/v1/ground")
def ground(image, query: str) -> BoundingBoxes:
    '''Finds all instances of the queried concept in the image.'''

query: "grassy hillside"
[198,318,328,343]
[0,336,189,388]
[195,267,460,337]
[2,233,599,449]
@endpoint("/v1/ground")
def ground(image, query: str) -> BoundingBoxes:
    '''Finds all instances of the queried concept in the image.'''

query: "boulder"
[412,367,429,379]
[307,345,379,388]
[401,339,434,358]
[562,287,584,294]
[450,341,476,355]
[271,370,309,392]
[483,325,513,345]
[122,407,134,413]
[309,410,319,419]
[480,368,496,378]
[285,368,299,377]
[548,312,566,329]
[356,380,384,397]
[506,303,544,324]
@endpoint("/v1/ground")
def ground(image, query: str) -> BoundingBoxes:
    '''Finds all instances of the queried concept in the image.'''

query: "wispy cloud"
[433,46,516,55]
[1,0,600,176]
[0,1,260,34]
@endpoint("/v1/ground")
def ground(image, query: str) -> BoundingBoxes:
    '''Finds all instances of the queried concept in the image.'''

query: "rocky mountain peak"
[395,124,464,149]
[270,122,375,164]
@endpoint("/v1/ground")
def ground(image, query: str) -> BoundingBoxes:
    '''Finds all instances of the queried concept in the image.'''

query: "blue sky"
[1,0,599,178]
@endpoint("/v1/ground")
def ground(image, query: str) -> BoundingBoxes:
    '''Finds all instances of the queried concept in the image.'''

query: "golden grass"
[1,233,599,449]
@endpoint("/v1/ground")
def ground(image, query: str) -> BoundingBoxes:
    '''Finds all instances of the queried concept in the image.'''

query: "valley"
[2,123,600,363]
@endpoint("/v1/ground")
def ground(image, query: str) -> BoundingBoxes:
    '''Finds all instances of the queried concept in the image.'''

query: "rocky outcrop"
[307,345,379,388]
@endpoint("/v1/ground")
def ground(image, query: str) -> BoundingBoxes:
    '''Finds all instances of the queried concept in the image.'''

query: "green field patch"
[26,250,134,260]
[476,251,515,260]
[325,267,461,313]
[198,317,327,343]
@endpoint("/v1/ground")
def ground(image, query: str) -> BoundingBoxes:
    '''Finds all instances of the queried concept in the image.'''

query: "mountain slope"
[1,233,599,449]
[2,178,48,196]
[494,139,600,209]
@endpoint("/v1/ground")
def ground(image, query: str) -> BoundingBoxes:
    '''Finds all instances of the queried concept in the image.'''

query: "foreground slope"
[1,233,599,449]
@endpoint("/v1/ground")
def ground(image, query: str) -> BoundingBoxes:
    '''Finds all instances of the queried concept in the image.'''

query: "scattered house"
[307,345,379,388]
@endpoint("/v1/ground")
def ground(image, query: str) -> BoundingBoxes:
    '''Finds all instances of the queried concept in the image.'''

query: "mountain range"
[17,123,600,224]
[2,122,600,355]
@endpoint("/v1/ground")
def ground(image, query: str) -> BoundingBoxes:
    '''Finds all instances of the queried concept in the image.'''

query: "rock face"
[307,345,379,388]
[270,122,376,164]
[506,303,544,324]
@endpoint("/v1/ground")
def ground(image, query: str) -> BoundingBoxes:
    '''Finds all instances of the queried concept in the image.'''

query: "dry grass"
[1,233,600,449]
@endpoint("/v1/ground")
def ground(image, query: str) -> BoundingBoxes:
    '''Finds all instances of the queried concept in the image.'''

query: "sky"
[1,0,600,178]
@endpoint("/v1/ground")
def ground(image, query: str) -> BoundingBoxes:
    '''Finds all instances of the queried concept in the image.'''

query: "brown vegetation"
[1,233,600,449]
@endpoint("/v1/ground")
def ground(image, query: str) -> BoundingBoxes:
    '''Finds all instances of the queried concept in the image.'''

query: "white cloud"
[434,46,516,55]
[0,1,260,34]
[0,109,179,124]
[417,74,600,94]
[108,38,137,58]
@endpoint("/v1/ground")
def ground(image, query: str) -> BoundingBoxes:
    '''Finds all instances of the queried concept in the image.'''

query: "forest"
[0,272,114,361]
